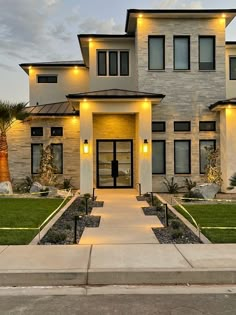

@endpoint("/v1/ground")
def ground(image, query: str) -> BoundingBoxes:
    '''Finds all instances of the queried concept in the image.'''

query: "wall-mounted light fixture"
[143,139,148,153]
[83,139,89,154]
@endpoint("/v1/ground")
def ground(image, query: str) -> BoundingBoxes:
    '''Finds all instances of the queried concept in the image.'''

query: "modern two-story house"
[8,9,236,194]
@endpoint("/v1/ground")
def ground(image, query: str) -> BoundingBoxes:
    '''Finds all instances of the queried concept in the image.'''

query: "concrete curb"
[156,193,211,244]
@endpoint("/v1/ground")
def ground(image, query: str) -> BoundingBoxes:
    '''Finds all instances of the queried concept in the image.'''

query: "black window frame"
[152,140,166,174]
[109,51,118,76]
[120,51,129,76]
[199,121,216,132]
[97,51,107,76]
[31,143,43,174]
[174,140,191,174]
[174,121,191,132]
[173,36,190,70]
[199,139,216,174]
[31,127,43,137]
[152,121,166,132]
[229,56,236,80]
[148,35,165,70]
[51,143,63,174]
[37,75,57,83]
[51,127,63,137]
[199,36,216,71]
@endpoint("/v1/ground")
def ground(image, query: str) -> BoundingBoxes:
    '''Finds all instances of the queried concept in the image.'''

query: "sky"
[0,0,236,103]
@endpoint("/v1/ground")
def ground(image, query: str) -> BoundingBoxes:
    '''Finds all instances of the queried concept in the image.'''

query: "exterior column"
[80,101,93,194]
[220,108,236,193]
[138,100,152,193]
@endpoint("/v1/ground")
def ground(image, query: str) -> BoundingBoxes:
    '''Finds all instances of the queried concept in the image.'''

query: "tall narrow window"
[109,51,118,76]
[199,140,216,174]
[230,57,236,80]
[174,140,191,174]
[174,36,190,70]
[51,144,63,174]
[31,144,43,174]
[148,36,165,70]
[199,36,215,70]
[152,141,166,174]
[97,51,107,76]
[120,51,129,76]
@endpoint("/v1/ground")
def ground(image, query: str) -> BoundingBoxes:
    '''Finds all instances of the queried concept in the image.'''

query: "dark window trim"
[199,35,216,71]
[152,140,166,174]
[148,35,165,70]
[120,51,129,76]
[51,127,63,137]
[51,143,63,174]
[31,143,43,175]
[174,121,191,132]
[31,127,43,137]
[152,121,166,132]
[199,139,216,174]
[199,121,216,132]
[173,35,190,70]
[174,140,191,174]
[97,50,107,76]
[37,75,57,83]
[229,56,236,80]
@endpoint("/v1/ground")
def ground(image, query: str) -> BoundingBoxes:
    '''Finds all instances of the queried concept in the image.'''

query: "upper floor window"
[199,121,216,132]
[174,121,191,132]
[97,50,129,76]
[37,75,57,83]
[174,36,190,70]
[148,36,165,70]
[230,57,236,80]
[51,127,63,137]
[31,127,43,137]
[152,121,166,132]
[199,36,215,70]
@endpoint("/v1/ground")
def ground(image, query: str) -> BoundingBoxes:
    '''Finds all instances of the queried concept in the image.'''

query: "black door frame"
[96,139,133,188]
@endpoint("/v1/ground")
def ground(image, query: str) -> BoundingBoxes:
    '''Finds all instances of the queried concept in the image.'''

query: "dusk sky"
[1,0,236,103]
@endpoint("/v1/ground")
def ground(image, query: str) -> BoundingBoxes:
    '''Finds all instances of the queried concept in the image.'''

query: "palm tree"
[0,101,29,182]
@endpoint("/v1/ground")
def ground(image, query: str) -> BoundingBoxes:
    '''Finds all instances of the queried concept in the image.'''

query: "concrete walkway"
[79,189,163,245]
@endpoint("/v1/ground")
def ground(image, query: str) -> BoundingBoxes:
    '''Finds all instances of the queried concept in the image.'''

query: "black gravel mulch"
[40,197,102,245]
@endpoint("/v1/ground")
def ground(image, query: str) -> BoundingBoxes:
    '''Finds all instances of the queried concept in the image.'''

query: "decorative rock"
[30,182,43,194]
[0,181,13,195]
[191,183,220,200]
[48,186,58,197]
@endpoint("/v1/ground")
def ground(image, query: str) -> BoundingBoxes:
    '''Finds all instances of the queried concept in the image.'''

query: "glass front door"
[96,140,133,188]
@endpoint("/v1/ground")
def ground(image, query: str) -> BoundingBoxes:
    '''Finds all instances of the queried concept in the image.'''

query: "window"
[199,121,216,132]
[148,36,165,70]
[120,51,129,76]
[31,144,43,174]
[51,127,63,137]
[31,127,43,137]
[152,141,166,174]
[174,36,190,70]
[230,57,236,80]
[152,122,166,132]
[199,140,216,174]
[174,121,191,132]
[174,140,191,174]
[199,36,215,70]
[51,144,63,174]
[37,75,57,83]
[97,50,129,76]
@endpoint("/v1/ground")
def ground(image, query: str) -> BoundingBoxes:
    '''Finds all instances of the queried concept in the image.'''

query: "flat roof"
[209,98,236,111]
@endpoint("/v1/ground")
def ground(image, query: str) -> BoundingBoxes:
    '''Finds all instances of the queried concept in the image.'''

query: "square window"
[174,121,191,132]
[230,57,236,80]
[31,127,43,137]
[51,127,63,137]
[152,122,166,132]
[199,121,216,131]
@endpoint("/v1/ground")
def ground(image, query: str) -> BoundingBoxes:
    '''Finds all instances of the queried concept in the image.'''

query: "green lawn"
[0,198,63,245]
[175,204,236,243]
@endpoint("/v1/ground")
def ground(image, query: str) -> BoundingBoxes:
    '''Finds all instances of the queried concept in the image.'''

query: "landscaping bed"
[40,197,102,245]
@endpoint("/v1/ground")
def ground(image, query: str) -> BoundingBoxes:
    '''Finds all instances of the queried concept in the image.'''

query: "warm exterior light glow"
[222,13,226,18]
[28,66,32,69]
[89,38,92,42]
[139,14,143,18]
[143,139,148,153]
[74,66,78,69]
[83,98,87,102]
[83,139,89,154]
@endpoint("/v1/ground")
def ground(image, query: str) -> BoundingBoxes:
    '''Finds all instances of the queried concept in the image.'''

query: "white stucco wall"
[29,67,89,105]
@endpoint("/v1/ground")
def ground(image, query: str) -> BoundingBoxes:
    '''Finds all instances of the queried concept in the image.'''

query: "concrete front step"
[0,244,236,286]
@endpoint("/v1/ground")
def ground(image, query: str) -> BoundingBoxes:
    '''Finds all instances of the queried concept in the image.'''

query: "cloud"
[151,0,203,9]
[78,17,123,34]
[0,63,15,71]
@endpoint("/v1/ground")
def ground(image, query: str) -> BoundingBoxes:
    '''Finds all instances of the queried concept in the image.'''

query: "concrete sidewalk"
[80,189,163,245]
[0,244,236,286]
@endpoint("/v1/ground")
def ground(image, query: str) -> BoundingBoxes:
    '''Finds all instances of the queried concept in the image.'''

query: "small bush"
[171,228,183,239]
[184,178,196,192]
[45,231,67,243]
[170,219,181,230]
[163,177,184,194]
[63,177,73,190]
